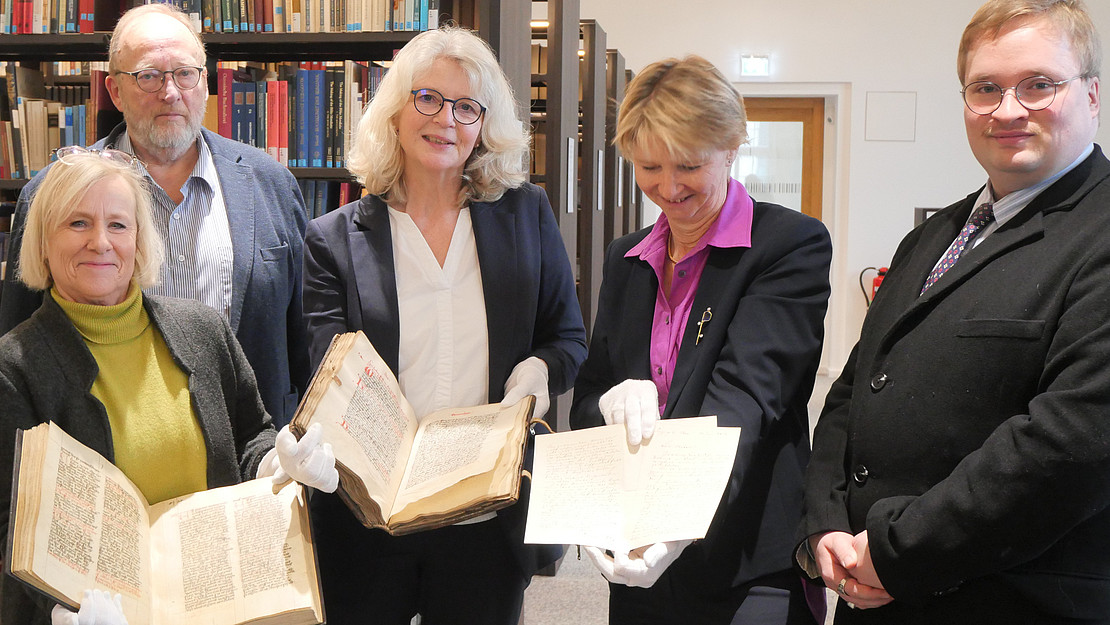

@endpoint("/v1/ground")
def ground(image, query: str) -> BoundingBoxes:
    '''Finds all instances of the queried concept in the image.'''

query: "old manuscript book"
[290,331,536,535]
[5,422,323,625]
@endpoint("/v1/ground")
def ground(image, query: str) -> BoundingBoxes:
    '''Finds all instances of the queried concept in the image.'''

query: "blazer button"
[870,373,889,391]
[852,465,870,485]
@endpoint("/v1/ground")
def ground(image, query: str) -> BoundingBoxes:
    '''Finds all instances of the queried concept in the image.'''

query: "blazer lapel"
[470,199,520,397]
[664,247,742,417]
[350,197,401,373]
[885,150,1110,338]
[207,135,254,334]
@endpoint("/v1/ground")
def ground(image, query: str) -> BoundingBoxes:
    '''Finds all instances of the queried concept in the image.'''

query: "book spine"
[237,0,246,32]
[324,63,335,168]
[217,65,233,138]
[254,80,265,150]
[9,109,22,178]
[309,65,324,167]
[231,81,248,144]
[265,81,276,160]
[314,180,326,218]
[277,80,288,166]
[253,0,262,32]
[0,120,10,179]
[220,0,232,31]
[333,64,345,168]
[295,65,308,167]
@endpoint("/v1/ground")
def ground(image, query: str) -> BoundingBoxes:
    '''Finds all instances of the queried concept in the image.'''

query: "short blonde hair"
[616,55,747,163]
[346,26,529,207]
[958,0,1101,83]
[109,3,206,74]
[19,157,164,291]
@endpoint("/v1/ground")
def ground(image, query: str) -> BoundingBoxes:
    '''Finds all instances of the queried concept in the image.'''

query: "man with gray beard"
[0,3,310,431]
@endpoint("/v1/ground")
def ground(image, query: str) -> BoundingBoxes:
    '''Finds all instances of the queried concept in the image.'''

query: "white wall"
[573,0,1110,373]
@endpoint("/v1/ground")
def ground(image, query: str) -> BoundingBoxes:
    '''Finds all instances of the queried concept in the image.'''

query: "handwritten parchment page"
[523,416,739,552]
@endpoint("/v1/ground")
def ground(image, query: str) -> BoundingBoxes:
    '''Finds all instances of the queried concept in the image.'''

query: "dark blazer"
[801,147,1110,624]
[571,200,831,594]
[301,183,587,575]
[0,294,276,625]
[0,125,310,426]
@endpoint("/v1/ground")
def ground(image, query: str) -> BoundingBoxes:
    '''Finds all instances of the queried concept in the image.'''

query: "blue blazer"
[302,182,587,574]
[0,125,311,427]
[571,200,831,594]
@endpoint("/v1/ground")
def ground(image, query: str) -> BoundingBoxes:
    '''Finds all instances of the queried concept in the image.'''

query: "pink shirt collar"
[626,178,754,263]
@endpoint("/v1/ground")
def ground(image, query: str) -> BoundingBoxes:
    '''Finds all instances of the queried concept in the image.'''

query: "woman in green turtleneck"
[0,148,277,625]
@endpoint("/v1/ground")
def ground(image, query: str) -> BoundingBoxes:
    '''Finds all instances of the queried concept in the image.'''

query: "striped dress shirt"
[118,132,235,322]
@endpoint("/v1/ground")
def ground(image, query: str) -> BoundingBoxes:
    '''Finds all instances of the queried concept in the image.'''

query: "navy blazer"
[302,183,587,574]
[802,147,1110,623]
[0,125,310,427]
[571,200,831,593]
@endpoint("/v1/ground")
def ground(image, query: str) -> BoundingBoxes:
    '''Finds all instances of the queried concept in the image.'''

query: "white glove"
[598,379,660,446]
[258,424,339,493]
[51,589,129,625]
[583,540,693,589]
[500,356,550,420]
[582,546,630,586]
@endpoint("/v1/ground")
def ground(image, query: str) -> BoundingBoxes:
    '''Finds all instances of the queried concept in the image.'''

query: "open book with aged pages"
[290,330,536,535]
[5,421,323,625]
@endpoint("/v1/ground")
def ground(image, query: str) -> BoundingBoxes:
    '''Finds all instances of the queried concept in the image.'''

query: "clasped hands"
[811,530,893,610]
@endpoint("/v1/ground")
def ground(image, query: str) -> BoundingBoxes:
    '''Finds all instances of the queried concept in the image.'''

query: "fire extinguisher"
[859,266,888,307]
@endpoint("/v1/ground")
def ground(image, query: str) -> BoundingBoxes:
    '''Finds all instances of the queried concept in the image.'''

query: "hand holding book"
[500,357,550,420]
[50,589,128,625]
[257,424,339,493]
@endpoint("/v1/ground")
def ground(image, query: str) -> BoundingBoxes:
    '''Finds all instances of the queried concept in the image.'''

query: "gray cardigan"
[0,293,276,625]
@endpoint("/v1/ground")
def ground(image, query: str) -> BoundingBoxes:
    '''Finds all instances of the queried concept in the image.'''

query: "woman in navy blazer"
[300,27,586,625]
[570,56,831,624]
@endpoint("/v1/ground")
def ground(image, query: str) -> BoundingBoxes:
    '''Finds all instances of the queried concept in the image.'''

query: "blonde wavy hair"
[19,156,163,291]
[346,26,529,207]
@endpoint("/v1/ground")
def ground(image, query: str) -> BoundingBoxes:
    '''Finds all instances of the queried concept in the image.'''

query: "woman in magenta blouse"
[569,55,832,625]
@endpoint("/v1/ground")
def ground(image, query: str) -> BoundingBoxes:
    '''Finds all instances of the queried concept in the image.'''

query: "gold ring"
[837,578,847,595]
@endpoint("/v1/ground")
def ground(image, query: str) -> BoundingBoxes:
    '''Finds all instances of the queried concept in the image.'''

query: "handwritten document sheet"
[524,416,740,552]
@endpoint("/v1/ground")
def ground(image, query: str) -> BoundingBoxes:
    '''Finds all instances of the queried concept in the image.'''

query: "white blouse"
[388,206,490,421]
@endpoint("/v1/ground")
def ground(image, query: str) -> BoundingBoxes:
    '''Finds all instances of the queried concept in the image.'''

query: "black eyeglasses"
[116,66,205,93]
[961,75,1083,115]
[410,88,486,125]
[53,146,143,168]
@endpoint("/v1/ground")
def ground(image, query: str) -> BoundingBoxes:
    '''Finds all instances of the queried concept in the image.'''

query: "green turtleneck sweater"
[53,285,208,504]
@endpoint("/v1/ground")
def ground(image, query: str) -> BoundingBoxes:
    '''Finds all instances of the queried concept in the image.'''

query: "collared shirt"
[118,132,235,322]
[626,178,754,410]
[389,206,490,419]
[968,143,1094,249]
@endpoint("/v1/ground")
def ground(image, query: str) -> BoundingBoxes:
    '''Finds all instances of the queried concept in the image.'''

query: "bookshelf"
[577,18,603,338]
[0,0,531,194]
[603,48,624,250]
[530,0,578,265]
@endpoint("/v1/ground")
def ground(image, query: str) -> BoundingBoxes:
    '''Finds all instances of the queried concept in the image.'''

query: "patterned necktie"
[920,203,995,294]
